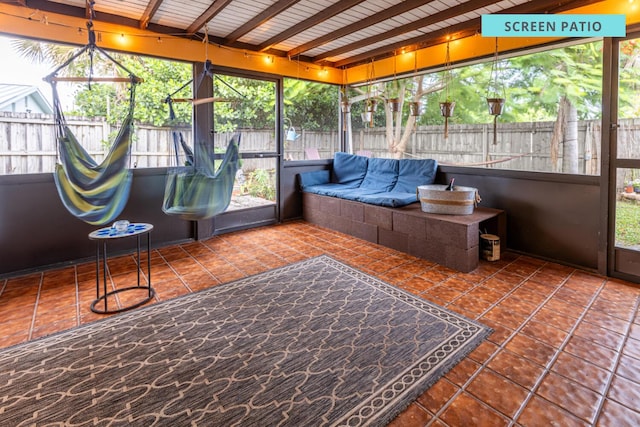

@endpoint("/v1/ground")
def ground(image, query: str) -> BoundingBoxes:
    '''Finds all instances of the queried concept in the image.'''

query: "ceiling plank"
[139,0,164,29]
[0,0,26,5]
[314,0,498,62]
[329,0,606,68]
[224,0,302,44]
[257,0,367,52]
[186,0,235,34]
[286,0,440,58]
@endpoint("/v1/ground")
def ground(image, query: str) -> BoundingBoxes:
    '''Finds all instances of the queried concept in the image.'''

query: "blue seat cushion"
[298,170,330,189]
[392,158,438,193]
[303,183,360,197]
[354,191,418,207]
[331,152,368,186]
[359,158,399,191]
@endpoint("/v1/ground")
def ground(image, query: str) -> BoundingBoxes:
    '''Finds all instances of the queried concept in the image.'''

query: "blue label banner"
[482,14,626,37]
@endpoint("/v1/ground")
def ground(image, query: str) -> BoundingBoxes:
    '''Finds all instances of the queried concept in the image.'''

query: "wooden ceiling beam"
[186,0,234,34]
[286,0,439,58]
[329,0,606,68]
[139,0,164,29]
[314,0,497,63]
[257,0,367,52]
[0,0,27,6]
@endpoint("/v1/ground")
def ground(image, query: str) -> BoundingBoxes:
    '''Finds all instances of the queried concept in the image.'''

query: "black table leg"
[103,241,108,312]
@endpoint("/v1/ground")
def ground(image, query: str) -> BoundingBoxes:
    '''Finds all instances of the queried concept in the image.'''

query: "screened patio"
[1,0,640,425]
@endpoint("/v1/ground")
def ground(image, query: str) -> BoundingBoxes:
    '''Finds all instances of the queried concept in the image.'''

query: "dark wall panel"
[438,167,600,270]
[0,169,193,277]
[280,160,331,221]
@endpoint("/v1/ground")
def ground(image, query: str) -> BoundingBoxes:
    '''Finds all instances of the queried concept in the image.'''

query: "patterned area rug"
[0,256,491,426]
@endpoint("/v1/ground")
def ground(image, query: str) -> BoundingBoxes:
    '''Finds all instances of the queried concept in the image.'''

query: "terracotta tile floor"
[1,220,640,426]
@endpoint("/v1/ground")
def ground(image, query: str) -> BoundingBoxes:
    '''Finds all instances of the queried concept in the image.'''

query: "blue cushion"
[337,187,393,201]
[304,183,360,197]
[301,153,436,209]
[359,158,399,191]
[331,152,368,186]
[355,191,418,207]
[298,170,330,189]
[392,159,438,193]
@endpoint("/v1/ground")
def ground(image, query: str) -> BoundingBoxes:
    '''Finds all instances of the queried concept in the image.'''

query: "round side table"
[88,223,155,314]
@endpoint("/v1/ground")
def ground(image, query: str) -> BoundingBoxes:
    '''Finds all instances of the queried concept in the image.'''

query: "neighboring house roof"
[0,83,53,114]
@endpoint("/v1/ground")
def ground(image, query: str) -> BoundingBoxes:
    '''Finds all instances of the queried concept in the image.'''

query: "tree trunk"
[563,98,579,174]
[550,97,566,172]
[551,96,579,174]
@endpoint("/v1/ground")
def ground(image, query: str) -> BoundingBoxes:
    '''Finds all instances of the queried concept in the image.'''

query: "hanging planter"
[341,100,350,131]
[388,98,401,113]
[409,101,422,117]
[439,101,455,117]
[486,97,505,116]
[486,37,507,145]
[363,98,377,127]
[439,101,455,139]
[365,99,377,113]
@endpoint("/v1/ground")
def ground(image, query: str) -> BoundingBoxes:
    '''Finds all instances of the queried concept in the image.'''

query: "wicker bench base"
[302,192,506,273]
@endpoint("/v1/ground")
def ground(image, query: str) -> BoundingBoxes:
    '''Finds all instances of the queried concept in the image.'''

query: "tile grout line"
[426,256,550,425]
[74,265,81,327]
[427,261,611,425]
[591,294,640,422]
[27,272,44,341]
[155,249,194,295]
[507,277,610,426]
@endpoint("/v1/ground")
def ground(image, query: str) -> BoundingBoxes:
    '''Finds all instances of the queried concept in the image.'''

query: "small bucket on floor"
[480,234,500,261]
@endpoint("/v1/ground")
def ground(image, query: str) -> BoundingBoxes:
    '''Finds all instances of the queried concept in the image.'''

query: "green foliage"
[70,55,193,126]
[240,169,276,201]
[347,40,637,129]
[284,79,339,131]
[213,75,276,132]
[416,42,606,125]
[619,39,640,119]
[15,37,640,134]
[12,39,194,126]
[616,199,640,247]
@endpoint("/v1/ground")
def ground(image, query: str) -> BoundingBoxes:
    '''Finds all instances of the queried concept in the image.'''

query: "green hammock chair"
[45,24,140,226]
[161,62,242,221]
[162,133,240,220]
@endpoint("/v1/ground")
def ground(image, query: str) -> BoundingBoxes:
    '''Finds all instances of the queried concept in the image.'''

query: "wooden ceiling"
[10,0,605,69]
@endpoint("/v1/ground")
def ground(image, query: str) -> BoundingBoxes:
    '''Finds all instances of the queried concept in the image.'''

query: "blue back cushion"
[392,159,438,193]
[331,152,368,186]
[360,158,399,191]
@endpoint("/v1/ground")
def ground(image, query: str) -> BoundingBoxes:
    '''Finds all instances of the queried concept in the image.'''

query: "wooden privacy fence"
[3,111,640,176]
[350,120,604,175]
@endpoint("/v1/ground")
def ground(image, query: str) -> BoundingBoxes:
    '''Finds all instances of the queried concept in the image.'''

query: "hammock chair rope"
[45,15,141,226]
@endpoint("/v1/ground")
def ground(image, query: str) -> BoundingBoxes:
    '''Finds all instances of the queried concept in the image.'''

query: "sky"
[0,35,55,103]
[0,34,77,110]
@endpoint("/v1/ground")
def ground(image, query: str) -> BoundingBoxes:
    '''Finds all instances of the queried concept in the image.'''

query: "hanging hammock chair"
[161,131,241,221]
[44,21,141,226]
[161,63,242,221]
